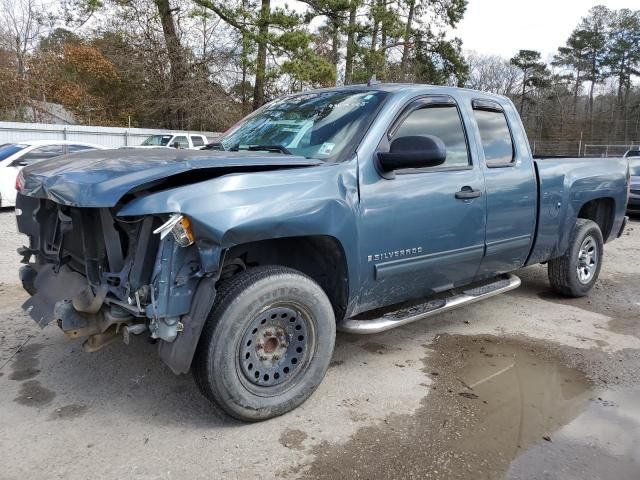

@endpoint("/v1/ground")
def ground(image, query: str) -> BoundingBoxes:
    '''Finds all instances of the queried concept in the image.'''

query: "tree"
[553,29,591,113]
[576,5,611,129]
[510,49,548,115]
[465,51,520,96]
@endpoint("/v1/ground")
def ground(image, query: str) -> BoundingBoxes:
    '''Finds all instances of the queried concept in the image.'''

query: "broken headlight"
[153,214,195,247]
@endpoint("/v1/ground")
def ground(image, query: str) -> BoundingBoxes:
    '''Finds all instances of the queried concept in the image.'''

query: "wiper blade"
[246,144,292,155]
[201,142,226,151]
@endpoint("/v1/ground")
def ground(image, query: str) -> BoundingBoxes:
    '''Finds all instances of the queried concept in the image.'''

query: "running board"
[338,274,521,334]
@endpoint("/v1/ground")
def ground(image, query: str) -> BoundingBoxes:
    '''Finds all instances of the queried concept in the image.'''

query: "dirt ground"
[0,209,639,480]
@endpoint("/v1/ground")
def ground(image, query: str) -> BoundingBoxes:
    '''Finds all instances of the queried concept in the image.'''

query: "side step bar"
[338,274,521,334]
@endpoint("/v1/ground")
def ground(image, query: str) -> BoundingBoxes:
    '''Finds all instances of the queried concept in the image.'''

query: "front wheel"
[548,219,604,297]
[192,266,336,421]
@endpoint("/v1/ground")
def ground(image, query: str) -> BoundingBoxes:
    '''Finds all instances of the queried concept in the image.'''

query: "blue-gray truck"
[15,84,630,421]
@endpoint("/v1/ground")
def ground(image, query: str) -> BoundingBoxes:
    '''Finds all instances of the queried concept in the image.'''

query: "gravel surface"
[0,209,25,285]
[0,210,638,480]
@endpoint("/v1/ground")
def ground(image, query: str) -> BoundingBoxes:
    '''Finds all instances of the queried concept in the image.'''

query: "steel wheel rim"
[577,235,598,284]
[238,304,313,391]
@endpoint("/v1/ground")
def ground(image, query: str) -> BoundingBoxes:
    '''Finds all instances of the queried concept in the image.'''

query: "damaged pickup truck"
[15,84,630,421]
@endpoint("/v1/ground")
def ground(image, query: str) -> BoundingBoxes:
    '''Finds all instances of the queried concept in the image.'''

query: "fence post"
[532,140,536,155]
[124,130,129,147]
[578,132,583,156]
[63,127,67,140]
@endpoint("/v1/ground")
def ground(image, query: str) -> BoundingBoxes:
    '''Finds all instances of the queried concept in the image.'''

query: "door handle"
[455,186,482,199]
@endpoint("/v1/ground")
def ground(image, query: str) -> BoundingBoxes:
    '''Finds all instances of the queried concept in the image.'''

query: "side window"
[392,105,470,169]
[473,107,514,166]
[172,136,188,148]
[191,136,204,147]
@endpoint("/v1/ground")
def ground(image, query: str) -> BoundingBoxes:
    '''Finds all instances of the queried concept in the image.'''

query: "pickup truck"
[15,84,629,421]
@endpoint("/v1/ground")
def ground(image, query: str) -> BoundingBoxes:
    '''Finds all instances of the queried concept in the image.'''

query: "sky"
[454,0,635,60]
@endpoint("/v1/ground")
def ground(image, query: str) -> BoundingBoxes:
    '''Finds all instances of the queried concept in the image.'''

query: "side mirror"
[377,135,446,172]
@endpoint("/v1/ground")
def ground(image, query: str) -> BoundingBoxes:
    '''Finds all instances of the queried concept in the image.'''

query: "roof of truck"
[305,82,510,102]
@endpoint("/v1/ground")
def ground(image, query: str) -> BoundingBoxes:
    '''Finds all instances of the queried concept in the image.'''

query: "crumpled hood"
[19,148,322,207]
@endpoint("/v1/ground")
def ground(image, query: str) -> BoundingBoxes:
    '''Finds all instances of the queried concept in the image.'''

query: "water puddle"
[300,335,639,479]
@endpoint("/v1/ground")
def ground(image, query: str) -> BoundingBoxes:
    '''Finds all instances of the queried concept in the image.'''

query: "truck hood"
[19,148,323,207]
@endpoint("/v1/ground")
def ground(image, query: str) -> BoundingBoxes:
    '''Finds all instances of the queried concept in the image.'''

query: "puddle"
[507,389,640,479]
[300,335,639,479]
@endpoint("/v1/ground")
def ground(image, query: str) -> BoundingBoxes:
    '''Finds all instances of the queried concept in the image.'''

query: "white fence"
[0,121,220,149]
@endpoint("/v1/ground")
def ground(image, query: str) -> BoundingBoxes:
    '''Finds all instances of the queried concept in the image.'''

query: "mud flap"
[158,276,216,374]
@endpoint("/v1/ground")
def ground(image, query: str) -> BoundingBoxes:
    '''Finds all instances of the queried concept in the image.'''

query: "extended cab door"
[470,99,537,277]
[356,95,487,313]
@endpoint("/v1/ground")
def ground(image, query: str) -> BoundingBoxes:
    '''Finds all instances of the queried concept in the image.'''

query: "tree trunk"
[331,19,339,84]
[344,0,357,85]
[155,0,188,128]
[253,0,270,110]
[400,0,415,80]
[519,68,527,115]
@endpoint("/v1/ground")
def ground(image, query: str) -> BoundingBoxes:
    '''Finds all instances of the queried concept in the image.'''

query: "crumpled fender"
[117,160,361,293]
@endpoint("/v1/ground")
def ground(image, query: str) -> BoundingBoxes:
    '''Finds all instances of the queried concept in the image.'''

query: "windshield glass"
[142,135,172,146]
[0,144,27,161]
[219,90,388,161]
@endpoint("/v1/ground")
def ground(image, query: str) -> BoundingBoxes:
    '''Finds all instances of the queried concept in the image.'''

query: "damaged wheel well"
[578,197,615,242]
[221,236,349,321]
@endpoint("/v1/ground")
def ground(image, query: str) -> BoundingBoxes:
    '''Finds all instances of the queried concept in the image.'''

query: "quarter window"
[392,105,470,169]
[473,109,514,166]
[191,136,205,147]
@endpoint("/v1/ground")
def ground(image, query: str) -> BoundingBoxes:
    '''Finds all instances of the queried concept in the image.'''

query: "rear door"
[357,95,487,311]
[471,99,537,277]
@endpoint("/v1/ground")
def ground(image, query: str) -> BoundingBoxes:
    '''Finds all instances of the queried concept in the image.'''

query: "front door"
[356,95,487,314]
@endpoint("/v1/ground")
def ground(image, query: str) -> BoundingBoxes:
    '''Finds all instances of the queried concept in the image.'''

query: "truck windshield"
[219,90,388,161]
[142,135,172,146]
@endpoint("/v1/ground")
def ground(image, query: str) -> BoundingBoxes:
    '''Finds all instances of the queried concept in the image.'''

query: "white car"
[0,140,106,207]
[137,133,208,150]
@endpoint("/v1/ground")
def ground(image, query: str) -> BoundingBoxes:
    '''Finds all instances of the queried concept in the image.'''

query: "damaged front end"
[17,193,213,371]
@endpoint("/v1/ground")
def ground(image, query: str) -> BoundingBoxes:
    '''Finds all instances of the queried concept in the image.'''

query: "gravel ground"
[0,208,25,284]
[0,209,638,479]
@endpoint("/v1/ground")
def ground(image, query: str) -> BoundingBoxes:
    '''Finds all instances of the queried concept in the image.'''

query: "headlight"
[153,214,195,247]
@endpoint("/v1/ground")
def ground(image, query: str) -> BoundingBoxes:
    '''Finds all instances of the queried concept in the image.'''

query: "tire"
[548,219,604,297]
[192,266,336,421]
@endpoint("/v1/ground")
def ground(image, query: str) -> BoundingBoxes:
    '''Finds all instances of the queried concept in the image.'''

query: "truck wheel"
[192,266,335,421]
[548,219,604,297]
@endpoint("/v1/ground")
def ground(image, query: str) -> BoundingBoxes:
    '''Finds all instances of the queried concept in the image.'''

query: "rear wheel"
[548,219,603,297]
[192,266,335,421]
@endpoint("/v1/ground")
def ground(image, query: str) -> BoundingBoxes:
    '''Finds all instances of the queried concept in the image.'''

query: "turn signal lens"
[153,213,195,247]
[171,216,195,247]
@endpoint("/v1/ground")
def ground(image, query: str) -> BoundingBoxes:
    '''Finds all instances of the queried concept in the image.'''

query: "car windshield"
[219,90,388,161]
[0,144,27,161]
[142,135,172,146]
[629,158,640,176]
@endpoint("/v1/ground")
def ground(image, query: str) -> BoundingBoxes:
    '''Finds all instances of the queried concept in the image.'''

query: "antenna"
[368,74,380,86]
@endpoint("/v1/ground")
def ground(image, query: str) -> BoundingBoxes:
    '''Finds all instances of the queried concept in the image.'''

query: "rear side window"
[473,108,514,166]
[191,136,205,147]
[393,105,470,169]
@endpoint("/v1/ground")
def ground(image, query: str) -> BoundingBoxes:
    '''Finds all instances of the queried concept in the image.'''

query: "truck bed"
[526,156,628,266]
